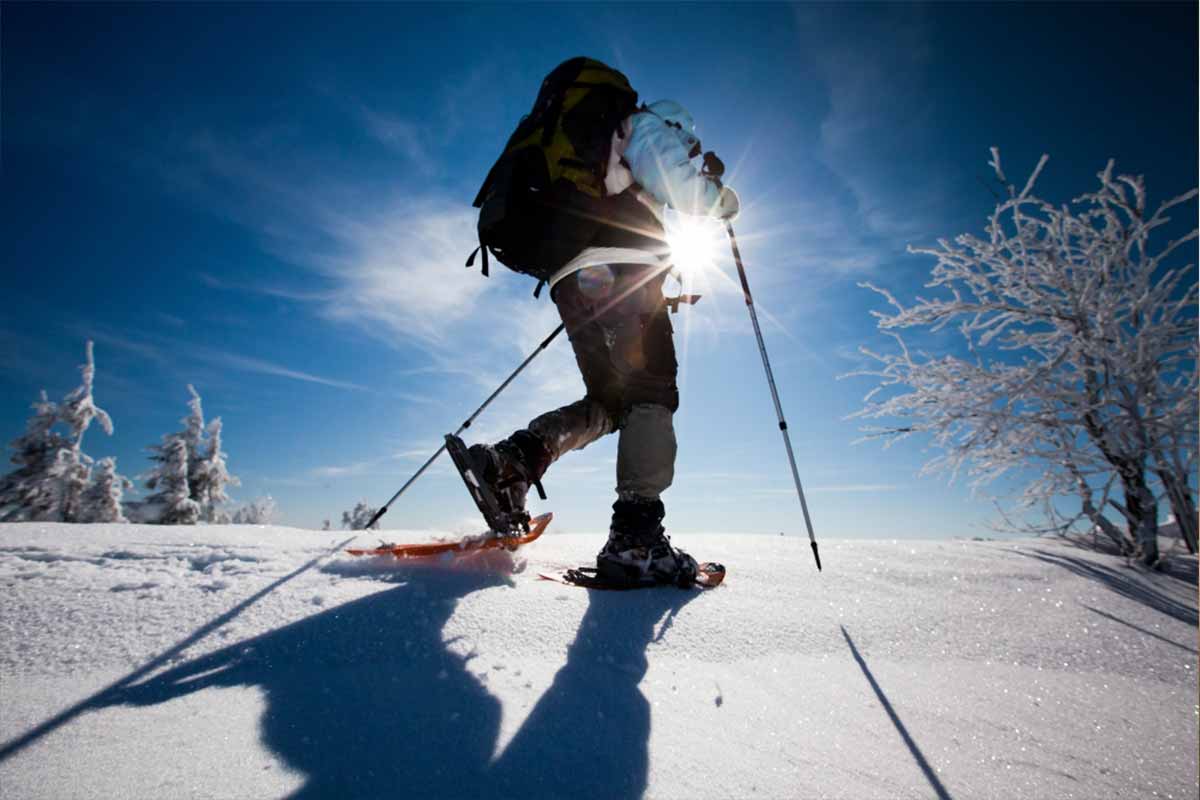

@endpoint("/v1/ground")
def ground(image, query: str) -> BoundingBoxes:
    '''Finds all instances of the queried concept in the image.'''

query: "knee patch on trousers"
[616,402,676,500]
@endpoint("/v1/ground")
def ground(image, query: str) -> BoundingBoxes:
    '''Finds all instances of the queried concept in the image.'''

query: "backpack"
[467,57,640,295]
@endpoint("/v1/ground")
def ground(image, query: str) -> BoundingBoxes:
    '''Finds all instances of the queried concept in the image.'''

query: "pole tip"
[811,541,822,572]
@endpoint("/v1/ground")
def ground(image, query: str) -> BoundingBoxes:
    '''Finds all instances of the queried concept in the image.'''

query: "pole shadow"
[841,626,953,800]
[89,566,700,799]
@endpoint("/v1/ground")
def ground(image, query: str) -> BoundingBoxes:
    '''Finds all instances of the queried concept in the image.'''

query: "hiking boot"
[466,430,551,529]
[596,497,698,587]
[467,442,533,523]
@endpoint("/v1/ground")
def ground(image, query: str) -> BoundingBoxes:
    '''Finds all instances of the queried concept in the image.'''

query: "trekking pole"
[724,221,822,571]
[364,322,567,530]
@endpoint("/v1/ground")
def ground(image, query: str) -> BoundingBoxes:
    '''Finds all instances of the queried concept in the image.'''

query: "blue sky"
[3,2,1196,538]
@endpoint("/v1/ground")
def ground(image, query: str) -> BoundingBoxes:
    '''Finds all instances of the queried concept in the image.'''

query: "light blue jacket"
[549,101,723,289]
[614,100,722,217]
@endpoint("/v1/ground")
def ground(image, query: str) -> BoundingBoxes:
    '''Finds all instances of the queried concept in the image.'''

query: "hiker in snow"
[463,58,739,586]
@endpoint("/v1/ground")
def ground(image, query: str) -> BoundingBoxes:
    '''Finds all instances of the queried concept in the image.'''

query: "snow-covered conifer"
[0,392,71,521]
[0,342,119,522]
[232,496,277,525]
[341,501,378,530]
[56,341,116,522]
[53,448,92,523]
[195,416,239,523]
[58,341,114,448]
[78,457,133,523]
[181,385,206,502]
[143,385,238,525]
[144,435,200,525]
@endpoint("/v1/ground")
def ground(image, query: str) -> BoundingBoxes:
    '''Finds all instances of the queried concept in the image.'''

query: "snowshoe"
[347,512,552,559]
[541,560,725,590]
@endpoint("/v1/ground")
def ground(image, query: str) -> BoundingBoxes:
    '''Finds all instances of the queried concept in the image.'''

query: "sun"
[665,213,722,279]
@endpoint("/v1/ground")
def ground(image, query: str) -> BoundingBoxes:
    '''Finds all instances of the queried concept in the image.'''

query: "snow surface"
[0,522,1195,799]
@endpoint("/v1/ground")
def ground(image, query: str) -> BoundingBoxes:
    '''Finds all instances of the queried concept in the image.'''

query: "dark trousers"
[504,263,679,502]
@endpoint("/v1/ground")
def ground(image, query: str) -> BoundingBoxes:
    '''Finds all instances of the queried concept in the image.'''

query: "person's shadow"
[489,585,698,799]
[103,563,699,799]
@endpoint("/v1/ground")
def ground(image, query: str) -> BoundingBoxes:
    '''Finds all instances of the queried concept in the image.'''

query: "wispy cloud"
[359,107,434,172]
[196,271,335,304]
[74,323,366,394]
[750,483,901,496]
[787,4,970,272]
[154,312,187,329]
[676,470,766,483]
[811,484,902,494]
[168,131,493,350]
[190,347,367,392]
[307,199,492,346]
[801,6,942,240]
[305,449,454,483]
[309,460,377,479]
[80,327,170,366]
[146,87,637,451]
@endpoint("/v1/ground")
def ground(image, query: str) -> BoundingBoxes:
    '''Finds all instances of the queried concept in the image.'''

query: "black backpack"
[467,57,640,294]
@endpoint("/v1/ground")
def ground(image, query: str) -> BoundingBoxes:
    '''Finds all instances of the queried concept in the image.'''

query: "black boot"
[596,496,698,587]
[467,431,550,523]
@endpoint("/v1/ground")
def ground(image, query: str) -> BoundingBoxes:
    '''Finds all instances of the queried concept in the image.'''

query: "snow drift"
[0,522,1195,799]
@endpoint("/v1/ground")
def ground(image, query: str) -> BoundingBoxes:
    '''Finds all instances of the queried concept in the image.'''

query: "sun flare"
[665,214,722,279]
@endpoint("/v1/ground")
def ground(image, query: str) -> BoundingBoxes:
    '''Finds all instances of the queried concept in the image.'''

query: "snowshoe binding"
[549,561,725,590]
[596,528,701,588]
[444,433,546,537]
[591,496,713,588]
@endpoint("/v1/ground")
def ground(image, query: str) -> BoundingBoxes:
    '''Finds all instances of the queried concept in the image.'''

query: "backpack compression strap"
[465,240,490,277]
[465,244,547,298]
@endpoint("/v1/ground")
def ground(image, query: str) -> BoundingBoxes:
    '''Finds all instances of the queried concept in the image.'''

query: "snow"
[0,522,1195,799]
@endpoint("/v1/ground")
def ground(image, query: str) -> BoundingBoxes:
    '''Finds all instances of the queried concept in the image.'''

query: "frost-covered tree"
[143,435,201,525]
[180,385,206,501]
[849,152,1197,565]
[232,496,277,525]
[53,448,92,523]
[142,385,238,524]
[59,342,114,447]
[341,501,378,530]
[195,416,240,523]
[0,392,72,521]
[0,342,123,523]
[56,341,115,522]
[78,457,133,523]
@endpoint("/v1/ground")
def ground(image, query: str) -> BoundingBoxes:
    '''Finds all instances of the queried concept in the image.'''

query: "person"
[468,94,739,587]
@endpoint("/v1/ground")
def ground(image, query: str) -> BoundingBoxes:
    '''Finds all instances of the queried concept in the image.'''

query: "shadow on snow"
[1015,549,1198,626]
[97,563,700,799]
[840,626,954,800]
[0,538,355,764]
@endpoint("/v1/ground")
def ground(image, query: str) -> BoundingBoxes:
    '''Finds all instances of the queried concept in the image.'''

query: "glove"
[715,186,740,220]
